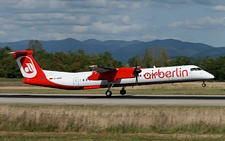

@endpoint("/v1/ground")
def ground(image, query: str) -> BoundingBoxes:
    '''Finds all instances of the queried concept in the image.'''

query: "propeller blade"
[134,62,142,85]
[147,63,150,68]
[136,75,138,85]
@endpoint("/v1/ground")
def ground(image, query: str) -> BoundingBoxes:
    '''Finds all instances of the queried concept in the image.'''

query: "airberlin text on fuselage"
[144,68,188,79]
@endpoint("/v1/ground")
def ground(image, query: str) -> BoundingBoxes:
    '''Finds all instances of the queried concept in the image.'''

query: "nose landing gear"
[202,80,206,87]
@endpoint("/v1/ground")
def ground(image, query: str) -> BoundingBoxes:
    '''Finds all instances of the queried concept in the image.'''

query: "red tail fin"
[10,50,46,84]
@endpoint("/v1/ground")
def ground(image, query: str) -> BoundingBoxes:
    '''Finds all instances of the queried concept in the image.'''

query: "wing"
[88,65,136,82]
[89,65,118,73]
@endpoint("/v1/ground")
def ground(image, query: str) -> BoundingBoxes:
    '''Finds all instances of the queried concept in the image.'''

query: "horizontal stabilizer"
[9,50,34,58]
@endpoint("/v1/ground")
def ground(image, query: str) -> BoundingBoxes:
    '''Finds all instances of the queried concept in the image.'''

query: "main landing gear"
[105,83,114,97]
[120,86,126,95]
[105,90,112,97]
[202,80,206,87]
[105,83,127,97]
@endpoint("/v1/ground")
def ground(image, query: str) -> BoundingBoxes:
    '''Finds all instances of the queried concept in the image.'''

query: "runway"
[0,94,225,106]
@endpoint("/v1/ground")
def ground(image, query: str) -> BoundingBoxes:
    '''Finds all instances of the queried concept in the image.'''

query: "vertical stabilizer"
[10,50,46,85]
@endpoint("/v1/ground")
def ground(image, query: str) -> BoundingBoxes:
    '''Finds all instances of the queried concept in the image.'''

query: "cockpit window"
[190,68,202,71]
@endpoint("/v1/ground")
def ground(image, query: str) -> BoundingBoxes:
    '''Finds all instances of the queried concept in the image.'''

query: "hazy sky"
[1,0,225,47]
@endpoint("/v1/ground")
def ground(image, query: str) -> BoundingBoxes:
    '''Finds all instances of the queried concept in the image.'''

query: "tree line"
[0,40,224,81]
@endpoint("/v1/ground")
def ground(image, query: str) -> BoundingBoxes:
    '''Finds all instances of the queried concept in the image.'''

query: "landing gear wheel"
[105,90,112,97]
[202,83,206,87]
[202,80,206,87]
[120,89,126,95]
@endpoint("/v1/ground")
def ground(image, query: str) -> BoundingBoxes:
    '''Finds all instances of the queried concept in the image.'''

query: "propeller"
[134,62,142,85]
[147,62,150,68]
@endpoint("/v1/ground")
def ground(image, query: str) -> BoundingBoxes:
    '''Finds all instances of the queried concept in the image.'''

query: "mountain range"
[1,38,225,63]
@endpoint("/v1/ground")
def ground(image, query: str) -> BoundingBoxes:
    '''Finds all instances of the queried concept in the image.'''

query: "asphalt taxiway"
[0,94,225,106]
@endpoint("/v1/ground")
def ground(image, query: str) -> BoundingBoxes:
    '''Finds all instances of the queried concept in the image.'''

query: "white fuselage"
[42,65,214,88]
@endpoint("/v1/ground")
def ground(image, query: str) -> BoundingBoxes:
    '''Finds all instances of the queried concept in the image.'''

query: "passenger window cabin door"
[73,77,79,86]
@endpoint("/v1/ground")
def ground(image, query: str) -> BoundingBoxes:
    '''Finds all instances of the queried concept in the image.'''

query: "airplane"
[10,50,214,97]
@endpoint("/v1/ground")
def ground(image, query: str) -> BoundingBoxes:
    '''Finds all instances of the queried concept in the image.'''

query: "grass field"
[1,79,225,140]
[0,79,225,95]
[0,105,224,140]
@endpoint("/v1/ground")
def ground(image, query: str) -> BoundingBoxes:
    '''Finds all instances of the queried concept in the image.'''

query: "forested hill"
[0,40,225,80]
[0,38,224,63]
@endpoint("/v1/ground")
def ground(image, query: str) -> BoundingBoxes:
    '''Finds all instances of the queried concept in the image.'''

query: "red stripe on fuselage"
[22,78,82,90]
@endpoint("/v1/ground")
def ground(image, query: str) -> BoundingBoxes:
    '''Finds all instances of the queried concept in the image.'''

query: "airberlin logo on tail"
[16,56,37,78]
